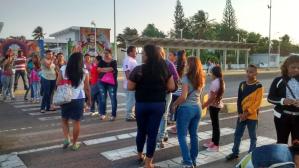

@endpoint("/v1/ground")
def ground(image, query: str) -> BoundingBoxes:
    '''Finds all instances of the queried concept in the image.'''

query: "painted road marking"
[101,127,235,161]
[154,136,276,168]
[38,108,126,121]
[28,103,126,116]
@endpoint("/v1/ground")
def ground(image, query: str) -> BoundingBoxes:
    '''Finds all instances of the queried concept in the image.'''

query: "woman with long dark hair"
[56,52,91,151]
[202,66,225,152]
[172,56,205,168]
[128,44,175,168]
[168,50,187,134]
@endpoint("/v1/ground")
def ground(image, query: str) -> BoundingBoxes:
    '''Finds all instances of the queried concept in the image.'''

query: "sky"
[0,0,298,44]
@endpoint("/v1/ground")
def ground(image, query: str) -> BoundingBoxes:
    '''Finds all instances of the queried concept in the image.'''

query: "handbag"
[101,72,115,85]
[53,80,73,106]
[200,93,209,118]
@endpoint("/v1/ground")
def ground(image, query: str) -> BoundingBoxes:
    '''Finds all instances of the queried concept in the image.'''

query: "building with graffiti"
[50,26,111,56]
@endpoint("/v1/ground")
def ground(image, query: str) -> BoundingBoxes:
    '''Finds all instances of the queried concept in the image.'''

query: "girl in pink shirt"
[30,57,41,103]
[202,66,225,152]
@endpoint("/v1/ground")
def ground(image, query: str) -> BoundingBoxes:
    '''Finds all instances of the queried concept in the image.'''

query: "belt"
[283,110,299,116]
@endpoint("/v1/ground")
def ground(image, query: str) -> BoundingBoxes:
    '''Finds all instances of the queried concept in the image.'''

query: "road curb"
[221,98,272,113]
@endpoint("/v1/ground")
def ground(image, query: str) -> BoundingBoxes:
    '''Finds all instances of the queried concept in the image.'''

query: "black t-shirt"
[97,59,118,82]
[129,64,171,102]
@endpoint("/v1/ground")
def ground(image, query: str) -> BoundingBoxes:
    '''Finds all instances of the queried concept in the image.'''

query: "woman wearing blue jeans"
[172,56,206,168]
[40,50,56,113]
[128,44,175,168]
[97,49,118,121]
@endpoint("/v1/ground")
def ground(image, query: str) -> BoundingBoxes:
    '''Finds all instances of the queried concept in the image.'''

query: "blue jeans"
[251,144,294,167]
[135,102,165,158]
[32,82,41,100]
[232,119,257,155]
[1,75,15,99]
[158,93,172,141]
[125,89,135,119]
[30,84,34,99]
[41,77,56,110]
[0,71,2,92]
[176,105,201,166]
[90,84,99,112]
[98,82,117,117]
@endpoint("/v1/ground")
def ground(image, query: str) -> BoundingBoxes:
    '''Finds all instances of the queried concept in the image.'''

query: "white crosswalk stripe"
[101,127,236,161]
[7,99,128,121]
[38,108,126,121]
[154,136,276,168]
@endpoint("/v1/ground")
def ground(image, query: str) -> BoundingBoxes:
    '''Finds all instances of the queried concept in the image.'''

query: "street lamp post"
[267,0,272,68]
[91,21,96,56]
[114,0,117,61]
[180,29,183,39]
[237,33,240,69]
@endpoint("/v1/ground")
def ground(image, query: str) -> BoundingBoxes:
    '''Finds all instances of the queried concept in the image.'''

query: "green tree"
[271,40,280,54]
[142,24,166,38]
[172,0,188,38]
[191,10,209,39]
[117,27,139,48]
[236,29,248,42]
[32,26,45,40]
[280,34,292,56]
[246,32,261,43]
[219,0,237,41]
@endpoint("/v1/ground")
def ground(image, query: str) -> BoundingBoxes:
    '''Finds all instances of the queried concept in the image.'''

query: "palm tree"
[32,26,45,40]
[191,10,209,40]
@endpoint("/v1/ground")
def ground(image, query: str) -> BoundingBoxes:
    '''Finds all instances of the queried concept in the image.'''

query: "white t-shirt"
[122,56,138,89]
[60,65,88,100]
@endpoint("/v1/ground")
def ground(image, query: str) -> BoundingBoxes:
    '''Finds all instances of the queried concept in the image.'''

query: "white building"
[250,53,280,68]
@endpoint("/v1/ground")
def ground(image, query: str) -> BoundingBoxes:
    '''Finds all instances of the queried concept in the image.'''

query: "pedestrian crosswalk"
[6,97,127,122]
[2,97,277,168]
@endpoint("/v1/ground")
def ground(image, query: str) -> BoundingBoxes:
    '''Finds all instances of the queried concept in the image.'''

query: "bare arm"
[43,59,52,69]
[127,80,136,91]
[202,91,217,109]
[56,70,63,85]
[295,155,299,168]
[125,70,130,79]
[167,76,175,92]
[97,67,114,73]
[173,83,189,107]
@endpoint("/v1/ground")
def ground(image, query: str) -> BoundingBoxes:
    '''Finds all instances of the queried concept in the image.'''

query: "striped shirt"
[14,56,27,71]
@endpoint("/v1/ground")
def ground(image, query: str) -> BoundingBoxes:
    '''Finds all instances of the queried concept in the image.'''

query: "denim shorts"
[61,98,85,121]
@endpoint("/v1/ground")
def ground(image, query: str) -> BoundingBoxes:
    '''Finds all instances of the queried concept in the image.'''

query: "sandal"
[62,139,70,149]
[137,154,146,165]
[71,143,81,151]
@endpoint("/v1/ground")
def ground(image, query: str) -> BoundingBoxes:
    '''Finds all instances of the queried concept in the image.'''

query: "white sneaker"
[206,144,219,152]
[203,141,214,148]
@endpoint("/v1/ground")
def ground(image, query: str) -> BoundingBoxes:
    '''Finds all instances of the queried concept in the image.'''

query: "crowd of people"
[0,45,298,168]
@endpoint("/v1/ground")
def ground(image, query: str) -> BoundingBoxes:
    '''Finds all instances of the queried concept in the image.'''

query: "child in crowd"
[226,64,264,161]
[30,55,41,103]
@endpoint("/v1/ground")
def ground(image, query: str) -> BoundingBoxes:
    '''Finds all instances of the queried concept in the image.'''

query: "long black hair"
[211,66,225,103]
[66,52,84,88]
[143,44,168,81]
[176,50,186,78]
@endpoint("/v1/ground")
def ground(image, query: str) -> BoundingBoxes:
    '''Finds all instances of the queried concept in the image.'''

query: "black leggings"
[209,106,221,146]
[274,113,299,144]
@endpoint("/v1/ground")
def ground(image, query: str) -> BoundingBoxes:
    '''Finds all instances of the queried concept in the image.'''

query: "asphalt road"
[0,72,280,168]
